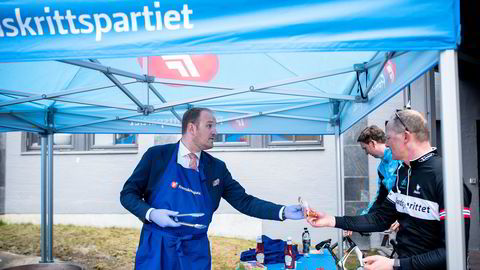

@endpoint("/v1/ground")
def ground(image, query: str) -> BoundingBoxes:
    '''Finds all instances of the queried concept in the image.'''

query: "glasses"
[394,111,409,132]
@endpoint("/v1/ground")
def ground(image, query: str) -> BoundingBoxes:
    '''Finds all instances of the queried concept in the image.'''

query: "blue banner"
[0,0,460,62]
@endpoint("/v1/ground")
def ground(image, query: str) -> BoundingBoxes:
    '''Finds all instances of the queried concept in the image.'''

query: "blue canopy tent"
[0,0,466,268]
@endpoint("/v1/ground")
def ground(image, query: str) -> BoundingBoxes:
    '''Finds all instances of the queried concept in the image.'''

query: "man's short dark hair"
[357,125,386,144]
[181,107,212,134]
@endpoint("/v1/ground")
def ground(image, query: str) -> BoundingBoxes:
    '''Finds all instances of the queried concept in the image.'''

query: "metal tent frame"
[4,51,463,268]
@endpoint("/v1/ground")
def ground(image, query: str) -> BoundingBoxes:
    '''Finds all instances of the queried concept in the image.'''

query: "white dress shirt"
[177,140,201,170]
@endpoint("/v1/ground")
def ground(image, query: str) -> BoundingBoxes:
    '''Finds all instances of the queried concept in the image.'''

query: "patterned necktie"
[187,153,198,170]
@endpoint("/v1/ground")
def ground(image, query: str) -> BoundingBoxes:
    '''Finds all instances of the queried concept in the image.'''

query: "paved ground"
[0,251,41,269]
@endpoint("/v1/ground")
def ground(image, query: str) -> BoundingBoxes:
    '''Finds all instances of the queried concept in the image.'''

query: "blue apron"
[135,145,214,270]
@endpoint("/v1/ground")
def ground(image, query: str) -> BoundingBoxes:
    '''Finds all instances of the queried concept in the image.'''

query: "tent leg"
[335,124,344,260]
[47,133,54,263]
[439,49,466,269]
[40,134,47,263]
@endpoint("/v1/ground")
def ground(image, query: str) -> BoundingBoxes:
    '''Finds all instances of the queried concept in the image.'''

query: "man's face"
[192,110,217,151]
[385,128,406,161]
[360,141,381,158]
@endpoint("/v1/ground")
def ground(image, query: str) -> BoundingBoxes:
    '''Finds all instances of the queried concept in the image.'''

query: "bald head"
[387,109,429,142]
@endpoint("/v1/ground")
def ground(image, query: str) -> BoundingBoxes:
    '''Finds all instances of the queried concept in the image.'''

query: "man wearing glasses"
[307,109,472,270]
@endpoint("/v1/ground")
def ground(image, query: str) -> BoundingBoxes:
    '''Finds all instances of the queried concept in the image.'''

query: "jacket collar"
[409,148,437,168]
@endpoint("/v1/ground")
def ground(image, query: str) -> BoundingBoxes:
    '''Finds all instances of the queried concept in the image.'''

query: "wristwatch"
[281,208,286,221]
[393,258,401,270]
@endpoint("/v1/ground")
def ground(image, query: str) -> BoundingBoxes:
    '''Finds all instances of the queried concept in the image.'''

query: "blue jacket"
[362,147,401,215]
[120,142,283,223]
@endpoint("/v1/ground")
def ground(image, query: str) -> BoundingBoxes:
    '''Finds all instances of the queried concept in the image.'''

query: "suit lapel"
[200,151,213,181]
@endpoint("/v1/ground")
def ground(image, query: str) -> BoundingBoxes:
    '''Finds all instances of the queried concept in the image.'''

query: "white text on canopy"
[0,1,194,41]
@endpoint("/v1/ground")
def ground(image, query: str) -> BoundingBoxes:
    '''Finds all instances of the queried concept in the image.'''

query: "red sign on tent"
[138,55,219,86]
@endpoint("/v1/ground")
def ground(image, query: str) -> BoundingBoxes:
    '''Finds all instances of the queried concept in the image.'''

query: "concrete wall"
[4,72,476,250]
[458,79,480,250]
[3,132,338,244]
[434,71,480,251]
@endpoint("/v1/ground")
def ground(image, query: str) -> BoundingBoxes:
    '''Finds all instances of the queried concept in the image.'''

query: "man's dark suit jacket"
[120,142,283,223]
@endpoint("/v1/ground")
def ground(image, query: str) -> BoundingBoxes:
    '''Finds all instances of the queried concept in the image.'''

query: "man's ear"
[187,122,196,135]
[403,130,411,144]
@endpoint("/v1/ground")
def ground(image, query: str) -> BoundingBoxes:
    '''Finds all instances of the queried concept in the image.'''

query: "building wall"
[434,72,480,251]
[458,79,480,250]
[3,132,339,244]
[5,72,474,250]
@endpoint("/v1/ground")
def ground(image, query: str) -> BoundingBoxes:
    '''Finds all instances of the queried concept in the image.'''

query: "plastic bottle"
[302,227,311,255]
[255,235,265,265]
[284,237,296,269]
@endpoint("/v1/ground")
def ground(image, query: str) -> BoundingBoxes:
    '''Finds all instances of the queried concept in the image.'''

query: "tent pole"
[40,134,47,263]
[334,123,344,260]
[439,49,466,269]
[47,133,54,263]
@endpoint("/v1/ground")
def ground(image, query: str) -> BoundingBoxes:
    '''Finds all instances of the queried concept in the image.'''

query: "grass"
[0,222,254,270]
[0,222,378,269]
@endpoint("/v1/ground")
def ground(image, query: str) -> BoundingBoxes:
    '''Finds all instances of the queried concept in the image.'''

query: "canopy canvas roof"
[0,51,438,134]
[0,0,467,268]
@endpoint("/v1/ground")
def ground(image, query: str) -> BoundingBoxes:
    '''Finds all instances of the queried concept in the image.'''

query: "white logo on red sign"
[137,55,219,86]
[230,118,249,131]
[384,60,396,84]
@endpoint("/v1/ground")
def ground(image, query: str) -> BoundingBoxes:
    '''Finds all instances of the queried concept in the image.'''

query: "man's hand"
[284,204,304,220]
[306,210,335,228]
[389,221,399,232]
[344,230,353,237]
[150,209,180,228]
[363,255,394,270]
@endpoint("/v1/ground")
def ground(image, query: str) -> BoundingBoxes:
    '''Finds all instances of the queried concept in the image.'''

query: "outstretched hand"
[389,221,400,232]
[284,204,304,220]
[150,209,180,228]
[306,210,335,228]
[363,255,394,270]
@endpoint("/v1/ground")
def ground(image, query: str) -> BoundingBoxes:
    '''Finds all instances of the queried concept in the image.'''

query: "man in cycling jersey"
[307,109,472,270]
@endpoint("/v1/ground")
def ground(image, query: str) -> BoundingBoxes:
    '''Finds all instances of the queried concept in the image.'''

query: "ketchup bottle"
[255,236,265,265]
[284,237,296,269]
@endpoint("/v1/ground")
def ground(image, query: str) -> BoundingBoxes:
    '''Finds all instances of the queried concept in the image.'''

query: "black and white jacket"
[335,149,472,270]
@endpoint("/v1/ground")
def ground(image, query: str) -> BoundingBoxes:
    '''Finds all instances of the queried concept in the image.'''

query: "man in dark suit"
[120,107,304,270]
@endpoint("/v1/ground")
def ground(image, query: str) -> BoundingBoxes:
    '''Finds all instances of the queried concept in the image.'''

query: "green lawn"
[0,222,254,270]
[0,221,376,269]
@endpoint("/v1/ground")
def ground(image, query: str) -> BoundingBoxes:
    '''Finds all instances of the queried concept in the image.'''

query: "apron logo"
[171,181,201,195]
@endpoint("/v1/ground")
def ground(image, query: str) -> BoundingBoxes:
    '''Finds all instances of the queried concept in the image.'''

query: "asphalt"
[0,251,41,269]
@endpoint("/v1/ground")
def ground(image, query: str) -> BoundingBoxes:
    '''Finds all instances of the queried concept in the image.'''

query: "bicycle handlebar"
[315,236,364,269]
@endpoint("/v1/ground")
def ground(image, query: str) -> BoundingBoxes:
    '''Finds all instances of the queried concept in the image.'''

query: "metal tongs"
[173,213,206,229]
